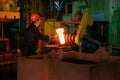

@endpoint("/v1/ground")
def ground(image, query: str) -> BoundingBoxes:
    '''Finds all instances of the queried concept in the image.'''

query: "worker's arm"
[38,33,50,42]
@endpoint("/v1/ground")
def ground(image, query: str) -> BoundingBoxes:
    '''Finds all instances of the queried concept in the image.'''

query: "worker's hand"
[49,35,58,41]
[46,35,57,45]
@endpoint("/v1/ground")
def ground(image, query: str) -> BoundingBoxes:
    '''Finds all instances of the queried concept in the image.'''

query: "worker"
[72,11,83,34]
[22,13,52,56]
[63,11,83,34]
[73,11,83,22]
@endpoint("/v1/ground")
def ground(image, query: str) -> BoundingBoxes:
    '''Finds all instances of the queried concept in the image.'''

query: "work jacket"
[23,23,49,56]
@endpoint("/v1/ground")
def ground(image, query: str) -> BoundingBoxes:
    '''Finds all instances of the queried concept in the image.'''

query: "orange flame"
[56,28,65,44]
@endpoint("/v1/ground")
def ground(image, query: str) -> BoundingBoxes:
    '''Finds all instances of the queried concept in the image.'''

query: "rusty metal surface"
[91,61,120,80]
[18,57,120,80]
[18,57,90,80]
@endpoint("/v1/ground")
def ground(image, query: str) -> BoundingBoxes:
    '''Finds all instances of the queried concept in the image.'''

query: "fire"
[56,28,65,44]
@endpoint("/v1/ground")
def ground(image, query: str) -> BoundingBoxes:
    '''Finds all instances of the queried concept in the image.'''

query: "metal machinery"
[0,12,20,53]
[109,8,120,55]
[0,12,20,80]
[44,12,120,63]
[45,12,94,50]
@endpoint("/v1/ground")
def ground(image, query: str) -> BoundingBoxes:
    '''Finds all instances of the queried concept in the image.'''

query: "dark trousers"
[22,45,37,56]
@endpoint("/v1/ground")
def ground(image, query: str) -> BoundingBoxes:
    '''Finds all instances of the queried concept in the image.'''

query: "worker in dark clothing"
[22,13,50,56]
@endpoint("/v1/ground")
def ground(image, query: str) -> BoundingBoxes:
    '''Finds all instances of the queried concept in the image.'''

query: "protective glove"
[48,35,57,43]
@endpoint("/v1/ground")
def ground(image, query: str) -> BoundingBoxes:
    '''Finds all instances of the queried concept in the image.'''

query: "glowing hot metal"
[56,28,65,44]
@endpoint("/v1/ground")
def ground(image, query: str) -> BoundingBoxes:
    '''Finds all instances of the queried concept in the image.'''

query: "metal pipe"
[1,22,4,38]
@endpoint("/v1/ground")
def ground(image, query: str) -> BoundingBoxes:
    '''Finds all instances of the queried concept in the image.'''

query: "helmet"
[30,14,41,22]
